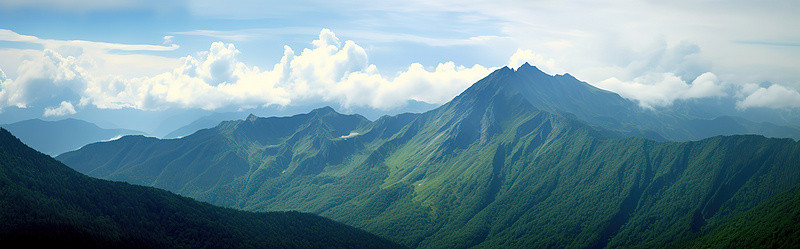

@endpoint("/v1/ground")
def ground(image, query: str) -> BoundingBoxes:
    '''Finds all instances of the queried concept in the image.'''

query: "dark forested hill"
[0,128,403,248]
[58,65,800,248]
[1,118,144,156]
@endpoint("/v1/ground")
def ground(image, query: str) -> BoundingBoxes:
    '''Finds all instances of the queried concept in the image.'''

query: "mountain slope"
[503,63,800,141]
[58,66,800,248]
[679,183,800,248]
[1,118,144,156]
[0,128,403,248]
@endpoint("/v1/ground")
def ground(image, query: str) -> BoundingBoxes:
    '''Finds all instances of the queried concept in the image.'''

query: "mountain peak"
[516,62,547,76]
[246,113,259,122]
[310,106,338,116]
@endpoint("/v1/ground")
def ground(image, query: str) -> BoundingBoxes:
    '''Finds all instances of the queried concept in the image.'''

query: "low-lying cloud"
[737,84,800,109]
[43,101,76,117]
[595,72,727,109]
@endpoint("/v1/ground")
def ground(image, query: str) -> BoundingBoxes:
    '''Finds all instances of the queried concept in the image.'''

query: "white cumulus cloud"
[43,101,77,117]
[0,49,88,109]
[737,84,800,109]
[507,48,563,74]
[595,72,727,109]
[9,27,796,116]
[74,28,492,111]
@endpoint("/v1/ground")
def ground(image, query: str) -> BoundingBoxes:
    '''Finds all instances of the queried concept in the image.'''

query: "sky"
[1,0,799,126]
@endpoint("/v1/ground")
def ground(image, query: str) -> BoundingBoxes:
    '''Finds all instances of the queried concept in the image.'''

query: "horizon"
[1,1,799,134]
[2,61,799,137]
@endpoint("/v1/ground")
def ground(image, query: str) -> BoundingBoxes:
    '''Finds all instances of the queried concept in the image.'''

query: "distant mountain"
[503,63,800,141]
[666,94,800,128]
[164,113,246,139]
[163,101,438,139]
[1,118,145,156]
[58,65,800,248]
[0,128,403,248]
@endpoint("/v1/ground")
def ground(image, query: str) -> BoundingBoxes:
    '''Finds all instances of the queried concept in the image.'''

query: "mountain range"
[161,100,438,139]
[1,118,145,156]
[0,128,402,248]
[57,64,800,248]
[164,112,247,139]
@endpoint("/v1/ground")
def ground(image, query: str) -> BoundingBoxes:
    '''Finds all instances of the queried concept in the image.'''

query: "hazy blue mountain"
[0,97,438,139]
[59,65,800,248]
[337,99,439,120]
[164,112,247,139]
[1,118,145,156]
[666,94,800,127]
[0,128,403,248]
[162,100,437,139]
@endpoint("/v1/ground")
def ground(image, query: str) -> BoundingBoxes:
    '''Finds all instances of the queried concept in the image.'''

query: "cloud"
[163,36,174,45]
[0,30,181,80]
[43,101,77,117]
[596,72,727,109]
[337,62,490,108]
[171,27,512,47]
[507,48,563,74]
[339,30,512,47]
[7,27,796,117]
[172,30,263,42]
[737,84,800,109]
[74,29,491,111]
[0,29,178,52]
[8,0,800,93]
[0,49,87,109]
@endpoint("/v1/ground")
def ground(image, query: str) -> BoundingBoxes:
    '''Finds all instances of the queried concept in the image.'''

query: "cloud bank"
[0,29,492,113]
[737,84,800,109]
[1,28,798,117]
[596,72,727,109]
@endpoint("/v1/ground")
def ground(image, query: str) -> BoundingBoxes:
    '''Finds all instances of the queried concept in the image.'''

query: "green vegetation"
[678,183,800,248]
[58,66,800,248]
[0,128,403,248]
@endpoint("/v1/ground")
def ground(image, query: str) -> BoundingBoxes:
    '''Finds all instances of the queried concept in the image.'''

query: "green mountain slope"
[678,183,800,248]
[58,66,800,248]
[0,128,403,248]
[1,118,144,156]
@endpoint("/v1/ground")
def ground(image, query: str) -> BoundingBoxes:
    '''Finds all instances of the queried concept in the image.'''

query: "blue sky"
[1,0,799,122]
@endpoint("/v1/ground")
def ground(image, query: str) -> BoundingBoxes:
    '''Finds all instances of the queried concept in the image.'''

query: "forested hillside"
[0,128,403,248]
